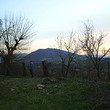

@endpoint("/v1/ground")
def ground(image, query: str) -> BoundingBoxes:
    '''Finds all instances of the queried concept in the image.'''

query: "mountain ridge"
[22,48,84,63]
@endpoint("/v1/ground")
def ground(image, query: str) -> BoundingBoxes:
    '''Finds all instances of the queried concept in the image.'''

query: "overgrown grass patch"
[0,77,110,110]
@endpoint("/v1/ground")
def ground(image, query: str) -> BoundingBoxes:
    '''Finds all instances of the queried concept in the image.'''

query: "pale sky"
[0,0,110,52]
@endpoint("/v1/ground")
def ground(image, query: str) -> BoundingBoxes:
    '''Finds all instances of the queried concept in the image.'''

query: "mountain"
[22,48,77,64]
[15,53,28,57]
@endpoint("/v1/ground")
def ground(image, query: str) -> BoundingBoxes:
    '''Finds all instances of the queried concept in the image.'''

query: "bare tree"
[55,32,79,77]
[0,15,34,75]
[55,35,67,76]
[79,22,110,78]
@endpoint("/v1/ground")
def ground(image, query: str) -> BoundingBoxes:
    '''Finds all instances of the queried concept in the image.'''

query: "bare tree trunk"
[97,67,100,79]
[95,63,100,79]
[61,62,66,77]
[22,62,27,77]
[42,60,49,77]
[3,55,11,75]
[65,62,70,77]
[107,61,110,80]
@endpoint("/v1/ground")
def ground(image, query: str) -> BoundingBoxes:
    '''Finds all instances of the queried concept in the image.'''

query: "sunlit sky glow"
[0,0,110,53]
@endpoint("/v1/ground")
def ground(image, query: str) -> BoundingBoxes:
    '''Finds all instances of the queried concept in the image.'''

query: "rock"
[37,84,45,89]
[41,78,54,84]
[10,88,15,92]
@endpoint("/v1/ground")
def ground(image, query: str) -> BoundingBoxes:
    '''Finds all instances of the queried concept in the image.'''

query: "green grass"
[0,76,110,110]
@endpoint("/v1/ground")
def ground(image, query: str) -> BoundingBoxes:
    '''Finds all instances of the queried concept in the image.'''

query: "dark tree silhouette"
[55,32,79,77]
[0,15,34,75]
[79,21,110,78]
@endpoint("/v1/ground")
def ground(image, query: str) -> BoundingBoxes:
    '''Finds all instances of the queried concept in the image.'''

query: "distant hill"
[16,53,28,57]
[22,48,78,63]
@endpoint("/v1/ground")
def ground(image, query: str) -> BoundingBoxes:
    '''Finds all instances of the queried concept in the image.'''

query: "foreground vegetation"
[0,76,110,110]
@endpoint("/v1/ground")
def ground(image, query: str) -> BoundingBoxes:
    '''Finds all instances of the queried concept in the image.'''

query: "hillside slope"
[22,48,76,63]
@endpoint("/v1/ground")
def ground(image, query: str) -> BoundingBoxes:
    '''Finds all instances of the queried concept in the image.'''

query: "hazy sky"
[0,0,110,52]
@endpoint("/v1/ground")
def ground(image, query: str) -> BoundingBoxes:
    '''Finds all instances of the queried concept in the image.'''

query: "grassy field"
[0,76,110,110]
